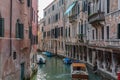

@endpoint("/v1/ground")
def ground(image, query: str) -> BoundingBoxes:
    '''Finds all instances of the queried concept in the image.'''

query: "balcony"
[88,11,105,24]
[69,14,78,23]
[90,39,120,47]
[77,34,87,43]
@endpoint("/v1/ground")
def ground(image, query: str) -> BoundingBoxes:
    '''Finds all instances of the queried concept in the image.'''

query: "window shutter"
[55,27,58,38]
[16,23,19,38]
[18,23,24,39]
[0,18,4,37]
[82,1,85,12]
[88,2,91,15]
[29,26,32,39]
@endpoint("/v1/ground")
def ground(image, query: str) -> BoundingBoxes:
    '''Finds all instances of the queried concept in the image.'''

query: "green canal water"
[31,55,102,80]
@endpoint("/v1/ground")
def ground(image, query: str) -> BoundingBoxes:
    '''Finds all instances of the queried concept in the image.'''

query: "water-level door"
[20,63,25,80]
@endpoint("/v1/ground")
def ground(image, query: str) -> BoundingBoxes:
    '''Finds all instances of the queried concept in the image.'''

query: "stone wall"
[0,0,31,80]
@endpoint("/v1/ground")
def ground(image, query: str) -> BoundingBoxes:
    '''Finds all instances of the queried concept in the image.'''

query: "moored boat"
[37,55,46,64]
[45,51,53,57]
[63,58,72,64]
[71,63,88,80]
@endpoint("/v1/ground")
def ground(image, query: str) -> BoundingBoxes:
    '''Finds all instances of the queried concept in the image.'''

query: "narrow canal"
[31,55,102,80]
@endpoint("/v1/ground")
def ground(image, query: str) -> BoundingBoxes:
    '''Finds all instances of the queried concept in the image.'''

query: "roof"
[72,63,86,68]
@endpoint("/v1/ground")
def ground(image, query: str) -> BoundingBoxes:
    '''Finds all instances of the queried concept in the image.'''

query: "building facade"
[42,0,66,55]
[30,0,38,76]
[38,18,44,51]
[0,0,32,80]
[41,0,120,79]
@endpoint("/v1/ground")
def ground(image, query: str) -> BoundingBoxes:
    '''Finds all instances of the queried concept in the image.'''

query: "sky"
[38,0,54,20]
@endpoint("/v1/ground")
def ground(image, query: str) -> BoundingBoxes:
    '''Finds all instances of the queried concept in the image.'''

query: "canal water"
[31,55,102,80]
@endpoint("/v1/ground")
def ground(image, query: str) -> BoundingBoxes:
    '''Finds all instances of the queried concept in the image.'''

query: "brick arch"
[2,57,16,80]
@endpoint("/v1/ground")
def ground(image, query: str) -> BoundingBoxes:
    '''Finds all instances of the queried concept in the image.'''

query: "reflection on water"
[36,56,71,80]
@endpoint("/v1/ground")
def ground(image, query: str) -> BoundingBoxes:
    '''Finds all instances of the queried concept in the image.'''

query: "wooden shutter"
[0,18,4,37]
[16,24,18,38]
[18,23,24,39]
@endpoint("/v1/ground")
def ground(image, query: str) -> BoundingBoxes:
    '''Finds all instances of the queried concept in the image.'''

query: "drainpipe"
[10,0,12,56]
[30,0,32,54]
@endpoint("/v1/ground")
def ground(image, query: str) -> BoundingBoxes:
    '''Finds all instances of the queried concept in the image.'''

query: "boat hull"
[72,74,88,79]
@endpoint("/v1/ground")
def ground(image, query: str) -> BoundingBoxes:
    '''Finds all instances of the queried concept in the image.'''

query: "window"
[79,22,80,34]
[27,0,30,7]
[48,18,50,24]
[107,0,110,13]
[65,28,67,37]
[88,2,91,15]
[43,32,46,38]
[78,4,80,14]
[34,11,35,22]
[55,26,58,38]
[96,28,98,39]
[16,23,24,39]
[61,27,63,36]
[117,24,120,39]
[0,18,4,37]
[59,0,61,6]
[44,12,46,17]
[69,27,70,37]
[57,28,60,37]
[43,21,46,26]
[52,5,54,11]
[106,26,109,39]
[13,52,16,60]
[101,27,104,39]
[81,24,83,34]
[42,27,44,32]
[84,21,86,35]
[55,14,58,22]
[29,26,32,39]
[62,0,64,4]
[59,12,60,20]
[92,30,94,40]
[82,1,87,12]
[32,35,38,44]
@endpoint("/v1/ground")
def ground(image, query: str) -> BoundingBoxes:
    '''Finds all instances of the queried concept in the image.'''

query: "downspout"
[30,0,32,52]
[10,0,12,56]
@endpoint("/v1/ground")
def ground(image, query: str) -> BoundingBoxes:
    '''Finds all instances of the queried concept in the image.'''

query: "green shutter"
[18,23,21,38]
[16,23,19,38]
[0,18,4,37]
